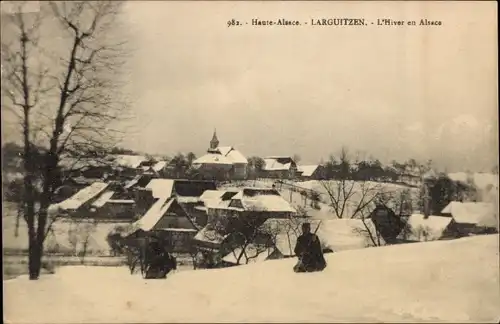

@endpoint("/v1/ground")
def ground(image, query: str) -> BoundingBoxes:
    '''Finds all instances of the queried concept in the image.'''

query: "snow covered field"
[4,235,499,323]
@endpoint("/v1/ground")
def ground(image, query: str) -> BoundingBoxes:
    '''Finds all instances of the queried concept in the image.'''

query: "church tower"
[209,128,219,150]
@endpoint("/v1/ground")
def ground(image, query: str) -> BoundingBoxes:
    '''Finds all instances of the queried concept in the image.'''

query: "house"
[126,196,199,253]
[89,189,137,221]
[143,179,217,222]
[397,213,456,242]
[298,165,325,180]
[53,181,141,221]
[53,182,110,216]
[441,201,498,235]
[206,187,297,224]
[58,156,115,180]
[112,154,151,179]
[143,178,216,200]
[195,189,240,226]
[262,156,299,179]
[150,160,168,177]
[367,204,407,244]
[192,225,230,253]
[192,188,296,264]
[192,130,248,180]
[124,174,155,191]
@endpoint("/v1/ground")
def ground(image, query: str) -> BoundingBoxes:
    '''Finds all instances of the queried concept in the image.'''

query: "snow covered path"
[4,235,499,323]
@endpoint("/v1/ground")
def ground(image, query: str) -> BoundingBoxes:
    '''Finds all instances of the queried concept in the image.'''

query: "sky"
[2,1,498,172]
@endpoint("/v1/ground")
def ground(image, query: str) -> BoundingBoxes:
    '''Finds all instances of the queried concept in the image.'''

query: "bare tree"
[67,219,98,264]
[199,208,294,266]
[319,179,386,219]
[1,1,130,279]
[355,209,384,247]
[259,216,307,257]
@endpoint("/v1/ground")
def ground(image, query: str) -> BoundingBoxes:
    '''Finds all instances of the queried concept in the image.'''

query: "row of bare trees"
[2,1,131,279]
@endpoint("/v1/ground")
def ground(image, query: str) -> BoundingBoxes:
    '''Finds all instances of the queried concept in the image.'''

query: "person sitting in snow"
[145,239,176,278]
[293,222,327,273]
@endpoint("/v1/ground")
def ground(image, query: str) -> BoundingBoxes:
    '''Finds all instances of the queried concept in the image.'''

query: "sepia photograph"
[1,1,499,323]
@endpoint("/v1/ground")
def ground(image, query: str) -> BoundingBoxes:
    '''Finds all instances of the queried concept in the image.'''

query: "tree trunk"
[28,236,43,280]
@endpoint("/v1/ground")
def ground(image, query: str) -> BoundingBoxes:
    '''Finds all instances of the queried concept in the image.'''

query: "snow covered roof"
[193,226,229,245]
[242,195,296,212]
[160,228,198,233]
[221,188,296,213]
[263,157,294,171]
[91,190,115,208]
[441,202,497,227]
[152,161,167,172]
[226,149,248,164]
[196,146,248,165]
[124,175,141,189]
[199,190,236,207]
[57,182,109,210]
[193,153,233,165]
[216,146,233,156]
[145,179,175,199]
[399,214,452,242]
[298,165,319,177]
[108,199,135,204]
[112,155,148,169]
[176,196,201,204]
[199,190,226,201]
[132,196,174,231]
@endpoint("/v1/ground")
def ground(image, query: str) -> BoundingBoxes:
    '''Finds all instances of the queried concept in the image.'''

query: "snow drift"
[4,235,499,323]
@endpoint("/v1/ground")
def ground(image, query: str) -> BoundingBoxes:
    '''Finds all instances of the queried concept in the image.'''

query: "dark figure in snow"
[293,222,327,273]
[144,239,177,279]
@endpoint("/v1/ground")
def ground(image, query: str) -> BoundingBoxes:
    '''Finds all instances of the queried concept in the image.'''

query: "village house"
[192,187,296,265]
[124,179,218,252]
[53,181,142,221]
[207,187,297,222]
[440,201,498,235]
[297,164,325,180]
[58,156,115,181]
[366,204,407,244]
[126,196,199,253]
[262,156,299,179]
[112,154,152,179]
[192,130,249,180]
[52,182,110,217]
[396,213,457,242]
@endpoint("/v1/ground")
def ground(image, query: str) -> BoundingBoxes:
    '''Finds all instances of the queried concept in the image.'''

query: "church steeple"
[210,128,219,150]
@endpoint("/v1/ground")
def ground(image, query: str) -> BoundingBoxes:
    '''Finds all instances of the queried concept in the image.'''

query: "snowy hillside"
[4,235,499,323]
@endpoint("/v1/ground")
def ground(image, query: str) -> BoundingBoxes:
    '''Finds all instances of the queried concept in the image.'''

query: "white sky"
[2,1,498,172]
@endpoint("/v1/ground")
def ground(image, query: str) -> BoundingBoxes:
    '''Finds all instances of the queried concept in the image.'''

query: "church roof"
[193,153,233,165]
